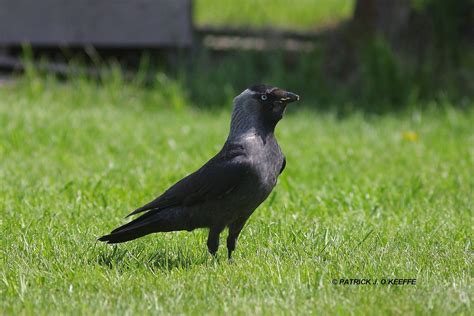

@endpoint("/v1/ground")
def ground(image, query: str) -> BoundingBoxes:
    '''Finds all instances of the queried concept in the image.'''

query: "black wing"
[126,143,250,217]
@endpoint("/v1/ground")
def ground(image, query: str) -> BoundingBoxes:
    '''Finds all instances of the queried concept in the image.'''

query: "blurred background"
[0,0,472,110]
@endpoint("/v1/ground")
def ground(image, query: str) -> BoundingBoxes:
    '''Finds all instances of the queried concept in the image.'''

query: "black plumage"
[99,84,299,258]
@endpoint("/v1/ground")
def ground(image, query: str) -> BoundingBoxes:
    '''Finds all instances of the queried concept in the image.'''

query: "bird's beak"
[282,91,300,103]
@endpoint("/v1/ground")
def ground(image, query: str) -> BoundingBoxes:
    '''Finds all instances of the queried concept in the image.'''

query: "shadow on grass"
[95,244,220,272]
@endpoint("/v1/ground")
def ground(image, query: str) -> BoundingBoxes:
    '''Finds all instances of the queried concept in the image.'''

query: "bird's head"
[230,84,299,137]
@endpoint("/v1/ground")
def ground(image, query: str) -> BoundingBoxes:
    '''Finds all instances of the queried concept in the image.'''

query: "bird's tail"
[98,208,189,244]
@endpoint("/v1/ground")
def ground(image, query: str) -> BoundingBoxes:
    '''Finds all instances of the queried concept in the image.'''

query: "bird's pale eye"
[260,94,268,101]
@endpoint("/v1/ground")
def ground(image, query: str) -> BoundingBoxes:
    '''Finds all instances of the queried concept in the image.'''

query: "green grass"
[0,75,472,315]
[194,0,355,30]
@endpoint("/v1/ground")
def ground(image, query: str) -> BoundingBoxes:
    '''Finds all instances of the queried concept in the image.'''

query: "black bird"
[99,84,299,259]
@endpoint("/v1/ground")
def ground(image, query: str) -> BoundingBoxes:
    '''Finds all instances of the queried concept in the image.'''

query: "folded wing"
[126,143,250,217]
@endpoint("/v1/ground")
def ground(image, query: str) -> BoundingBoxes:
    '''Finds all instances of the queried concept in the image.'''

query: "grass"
[0,75,472,315]
[194,0,355,30]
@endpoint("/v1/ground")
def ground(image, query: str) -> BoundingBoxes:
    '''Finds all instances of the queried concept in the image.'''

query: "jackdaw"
[99,84,299,259]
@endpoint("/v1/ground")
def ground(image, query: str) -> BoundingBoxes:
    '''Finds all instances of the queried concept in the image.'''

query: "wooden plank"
[195,26,325,42]
[195,26,325,51]
[0,0,192,47]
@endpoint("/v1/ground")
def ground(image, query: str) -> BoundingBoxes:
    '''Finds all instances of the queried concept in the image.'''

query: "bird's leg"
[226,217,248,260]
[207,226,224,257]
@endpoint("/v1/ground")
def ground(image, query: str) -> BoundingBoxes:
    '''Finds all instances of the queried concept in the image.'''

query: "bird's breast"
[250,147,283,190]
[236,134,284,190]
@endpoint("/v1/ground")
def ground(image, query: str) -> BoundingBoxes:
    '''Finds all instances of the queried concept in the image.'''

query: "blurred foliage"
[180,47,472,112]
[411,0,472,65]
[358,37,409,107]
[18,43,472,113]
